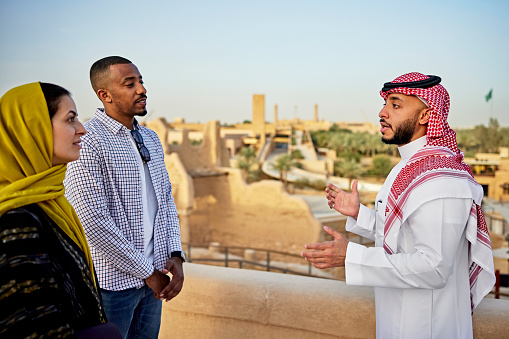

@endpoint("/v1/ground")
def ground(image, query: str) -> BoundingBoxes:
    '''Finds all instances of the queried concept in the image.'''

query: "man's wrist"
[170,250,186,263]
[144,267,156,283]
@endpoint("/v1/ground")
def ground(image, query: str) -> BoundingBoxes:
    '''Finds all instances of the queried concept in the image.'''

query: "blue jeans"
[100,285,162,339]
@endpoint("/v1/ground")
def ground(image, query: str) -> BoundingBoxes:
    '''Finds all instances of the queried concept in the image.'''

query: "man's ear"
[419,108,430,126]
[97,89,112,103]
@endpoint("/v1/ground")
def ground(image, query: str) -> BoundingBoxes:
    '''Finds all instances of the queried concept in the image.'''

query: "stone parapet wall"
[160,264,509,339]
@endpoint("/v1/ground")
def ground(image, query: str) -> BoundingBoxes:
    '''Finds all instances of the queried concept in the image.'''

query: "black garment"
[0,204,107,338]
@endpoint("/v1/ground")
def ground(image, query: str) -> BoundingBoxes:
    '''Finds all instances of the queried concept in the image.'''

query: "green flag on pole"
[485,89,493,102]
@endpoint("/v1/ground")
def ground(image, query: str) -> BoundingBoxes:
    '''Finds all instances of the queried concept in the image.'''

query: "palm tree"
[270,154,299,188]
[500,127,509,147]
[370,155,393,179]
[456,129,476,155]
[291,149,304,160]
[486,118,501,153]
[356,133,369,157]
[236,147,258,180]
[327,133,348,156]
[347,133,362,155]
[365,133,380,157]
[335,158,363,189]
[311,130,330,148]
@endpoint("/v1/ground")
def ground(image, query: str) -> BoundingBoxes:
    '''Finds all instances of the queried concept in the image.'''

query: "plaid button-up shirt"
[64,108,181,291]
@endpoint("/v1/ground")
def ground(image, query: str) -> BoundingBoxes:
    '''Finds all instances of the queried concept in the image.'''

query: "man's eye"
[126,83,134,87]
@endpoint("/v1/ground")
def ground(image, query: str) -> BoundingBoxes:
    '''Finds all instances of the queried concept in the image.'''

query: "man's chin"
[135,110,148,117]
[381,135,397,145]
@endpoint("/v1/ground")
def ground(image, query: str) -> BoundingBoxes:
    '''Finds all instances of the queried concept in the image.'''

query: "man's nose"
[137,83,146,95]
[379,105,388,119]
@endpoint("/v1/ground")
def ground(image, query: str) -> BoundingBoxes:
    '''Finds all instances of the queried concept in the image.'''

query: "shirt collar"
[95,108,140,134]
[398,136,426,160]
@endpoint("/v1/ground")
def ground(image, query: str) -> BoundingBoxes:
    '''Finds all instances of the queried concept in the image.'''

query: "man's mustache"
[380,119,392,128]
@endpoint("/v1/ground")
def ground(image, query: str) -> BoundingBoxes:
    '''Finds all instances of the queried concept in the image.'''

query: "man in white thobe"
[301,72,495,339]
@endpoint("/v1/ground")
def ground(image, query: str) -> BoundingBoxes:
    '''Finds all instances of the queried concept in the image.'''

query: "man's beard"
[114,103,148,117]
[135,95,148,116]
[135,109,148,117]
[381,113,419,145]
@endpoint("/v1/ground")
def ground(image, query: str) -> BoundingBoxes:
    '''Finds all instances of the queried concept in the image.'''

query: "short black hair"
[90,56,132,93]
[39,82,71,118]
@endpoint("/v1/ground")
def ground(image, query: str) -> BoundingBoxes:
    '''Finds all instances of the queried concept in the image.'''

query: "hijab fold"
[0,82,96,286]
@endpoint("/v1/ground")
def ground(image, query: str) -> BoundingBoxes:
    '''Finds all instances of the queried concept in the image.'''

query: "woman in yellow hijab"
[0,82,118,338]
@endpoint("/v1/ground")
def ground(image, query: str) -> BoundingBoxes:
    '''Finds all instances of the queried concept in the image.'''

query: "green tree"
[236,147,258,181]
[310,130,330,148]
[356,133,369,157]
[499,127,509,147]
[456,129,476,156]
[346,133,362,155]
[271,154,299,188]
[335,158,363,189]
[370,155,393,179]
[461,118,508,155]
[339,150,361,162]
[486,118,501,153]
[327,132,349,156]
[365,133,381,157]
[291,149,304,159]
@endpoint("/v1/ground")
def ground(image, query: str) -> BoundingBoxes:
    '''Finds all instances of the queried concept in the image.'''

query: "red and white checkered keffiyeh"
[379,72,495,310]
[380,72,459,153]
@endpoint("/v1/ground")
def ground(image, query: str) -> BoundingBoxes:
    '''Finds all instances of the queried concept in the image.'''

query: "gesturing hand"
[325,180,360,219]
[301,226,349,269]
[159,257,184,302]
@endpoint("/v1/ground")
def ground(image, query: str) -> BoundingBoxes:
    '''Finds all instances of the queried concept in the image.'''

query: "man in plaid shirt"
[65,56,184,339]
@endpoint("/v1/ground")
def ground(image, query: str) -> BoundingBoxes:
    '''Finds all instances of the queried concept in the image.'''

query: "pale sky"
[1,0,508,128]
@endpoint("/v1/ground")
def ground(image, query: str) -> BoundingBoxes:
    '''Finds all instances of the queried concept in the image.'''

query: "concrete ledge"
[472,298,509,338]
[160,264,509,338]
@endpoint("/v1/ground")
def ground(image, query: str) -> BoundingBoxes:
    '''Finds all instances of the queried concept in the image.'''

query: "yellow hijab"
[0,82,96,286]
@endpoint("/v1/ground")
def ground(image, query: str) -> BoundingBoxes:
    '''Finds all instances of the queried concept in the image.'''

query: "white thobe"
[345,136,475,339]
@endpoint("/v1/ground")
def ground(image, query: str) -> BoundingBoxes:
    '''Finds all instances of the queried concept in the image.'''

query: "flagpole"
[486,88,493,119]
[491,94,494,118]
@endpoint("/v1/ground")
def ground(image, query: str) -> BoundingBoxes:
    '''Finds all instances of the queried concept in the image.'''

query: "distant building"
[139,94,385,256]
[465,147,509,202]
